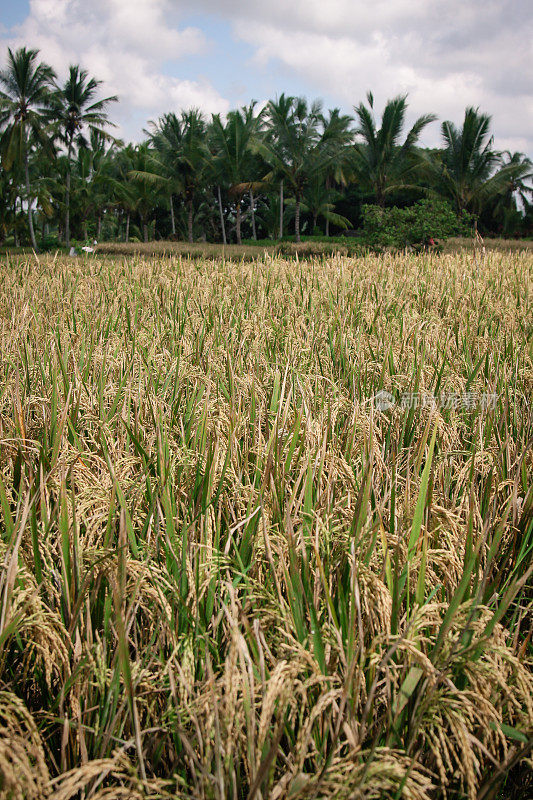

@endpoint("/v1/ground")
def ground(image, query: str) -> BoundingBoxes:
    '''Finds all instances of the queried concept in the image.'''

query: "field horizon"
[3,234,533,263]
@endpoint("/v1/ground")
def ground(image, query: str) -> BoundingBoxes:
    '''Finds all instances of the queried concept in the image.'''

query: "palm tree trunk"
[170,194,176,235]
[23,143,38,252]
[125,212,130,243]
[236,201,242,245]
[13,198,19,247]
[295,197,301,243]
[97,215,102,239]
[187,199,193,243]
[217,185,226,245]
[279,180,284,239]
[312,212,318,233]
[325,176,330,237]
[250,188,257,240]
[143,222,148,243]
[65,140,73,247]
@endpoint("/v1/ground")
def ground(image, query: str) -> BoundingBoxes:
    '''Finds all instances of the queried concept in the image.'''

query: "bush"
[276,240,366,258]
[39,234,63,252]
[361,199,474,248]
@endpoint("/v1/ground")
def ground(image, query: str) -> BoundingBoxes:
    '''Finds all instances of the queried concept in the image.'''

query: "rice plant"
[0,249,531,799]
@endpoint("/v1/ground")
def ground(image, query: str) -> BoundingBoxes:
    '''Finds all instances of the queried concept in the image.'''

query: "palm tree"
[353,92,436,206]
[209,104,263,244]
[290,176,351,234]
[319,108,354,235]
[178,110,209,243]
[261,94,294,238]
[261,95,326,242]
[26,145,56,242]
[148,110,208,243]
[499,151,533,208]
[437,108,503,214]
[435,108,533,220]
[256,190,283,239]
[78,129,117,240]
[482,151,533,234]
[111,144,140,242]
[124,144,164,243]
[0,47,55,250]
[52,65,117,246]
[0,164,19,243]
[147,112,187,237]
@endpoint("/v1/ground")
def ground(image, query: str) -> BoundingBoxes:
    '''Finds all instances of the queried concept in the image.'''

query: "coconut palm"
[482,151,533,234]
[147,112,187,237]
[0,164,19,243]
[353,92,436,206]
[436,107,505,214]
[51,65,117,245]
[147,110,208,243]
[260,94,294,238]
[209,104,263,244]
[110,144,140,242]
[256,190,283,239]
[434,108,533,221]
[261,95,327,241]
[0,47,55,250]
[288,176,351,234]
[78,129,117,239]
[178,110,209,243]
[499,151,533,207]
[127,145,164,242]
[319,107,354,235]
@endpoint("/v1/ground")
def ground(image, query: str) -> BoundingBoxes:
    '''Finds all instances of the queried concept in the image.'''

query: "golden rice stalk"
[0,691,49,800]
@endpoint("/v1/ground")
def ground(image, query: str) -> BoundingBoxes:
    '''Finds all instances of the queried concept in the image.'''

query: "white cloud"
[187,0,533,155]
[4,0,230,140]
[2,0,531,155]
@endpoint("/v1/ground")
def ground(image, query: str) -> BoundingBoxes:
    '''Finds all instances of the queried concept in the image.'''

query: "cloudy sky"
[1,0,531,155]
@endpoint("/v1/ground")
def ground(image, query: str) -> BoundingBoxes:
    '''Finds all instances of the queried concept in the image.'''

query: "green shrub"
[39,234,63,252]
[361,199,474,248]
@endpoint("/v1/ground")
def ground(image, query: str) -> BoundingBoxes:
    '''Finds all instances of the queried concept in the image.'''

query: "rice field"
[93,236,533,260]
[0,249,531,799]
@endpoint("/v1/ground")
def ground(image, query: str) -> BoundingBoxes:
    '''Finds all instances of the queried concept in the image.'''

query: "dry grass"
[444,237,533,254]
[95,239,278,259]
[0,249,531,799]
[94,239,349,260]
[94,237,533,260]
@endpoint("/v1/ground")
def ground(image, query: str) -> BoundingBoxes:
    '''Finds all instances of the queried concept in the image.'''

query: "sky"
[1,0,532,157]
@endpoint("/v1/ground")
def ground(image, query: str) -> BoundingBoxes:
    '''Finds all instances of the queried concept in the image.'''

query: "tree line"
[1,46,532,250]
